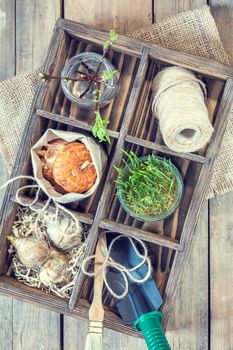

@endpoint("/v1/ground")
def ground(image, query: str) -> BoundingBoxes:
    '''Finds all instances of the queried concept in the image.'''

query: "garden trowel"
[106,234,171,350]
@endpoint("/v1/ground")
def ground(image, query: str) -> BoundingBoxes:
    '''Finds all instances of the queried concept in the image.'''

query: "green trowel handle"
[134,311,171,350]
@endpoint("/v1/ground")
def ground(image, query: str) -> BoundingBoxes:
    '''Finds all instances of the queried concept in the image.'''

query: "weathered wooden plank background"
[0,0,232,349]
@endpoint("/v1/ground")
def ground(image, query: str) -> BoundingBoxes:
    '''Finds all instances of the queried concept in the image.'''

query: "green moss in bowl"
[115,151,183,222]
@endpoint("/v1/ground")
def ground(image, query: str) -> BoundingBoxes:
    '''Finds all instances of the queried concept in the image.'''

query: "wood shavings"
[9,207,87,299]
[11,206,47,239]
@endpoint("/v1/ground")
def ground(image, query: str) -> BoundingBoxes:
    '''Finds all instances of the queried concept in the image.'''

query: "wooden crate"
[0,18,233,337]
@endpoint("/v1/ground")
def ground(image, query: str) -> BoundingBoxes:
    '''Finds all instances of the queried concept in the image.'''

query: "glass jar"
[61,52,118,109]
[116,156,184,222]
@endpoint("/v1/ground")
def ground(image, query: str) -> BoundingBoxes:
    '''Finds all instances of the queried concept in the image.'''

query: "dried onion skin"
[39,250,70,287]
[8,236,50,268]
[46,215,83,251]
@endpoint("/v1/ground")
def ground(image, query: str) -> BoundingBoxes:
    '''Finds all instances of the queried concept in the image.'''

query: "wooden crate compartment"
[0,19,233,336]
[79,230,175,330]
[104,142,203,245]
[127,56,226,159]
[10,113,115,218]
[41,31,140,134]
[0,202,91,276]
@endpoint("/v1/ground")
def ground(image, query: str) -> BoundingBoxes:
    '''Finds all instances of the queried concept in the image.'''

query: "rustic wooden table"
[0,1,232,349]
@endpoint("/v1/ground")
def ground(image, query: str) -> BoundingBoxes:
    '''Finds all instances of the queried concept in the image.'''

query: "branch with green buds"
[38,71,108,85]
[39,29,118,144]
[78,29,118,99]
[103,29,119,50]
[88,29,118,144]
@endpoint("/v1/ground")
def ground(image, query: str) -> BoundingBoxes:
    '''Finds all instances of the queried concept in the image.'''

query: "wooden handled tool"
[84,233,106,350]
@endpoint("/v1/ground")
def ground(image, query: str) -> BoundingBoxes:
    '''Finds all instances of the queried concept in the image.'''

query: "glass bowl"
[116,156,184,222]
[61,52,118,109]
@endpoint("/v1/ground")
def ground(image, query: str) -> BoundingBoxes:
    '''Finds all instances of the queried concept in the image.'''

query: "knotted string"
[0,175,82,236]
[82,233,152,299]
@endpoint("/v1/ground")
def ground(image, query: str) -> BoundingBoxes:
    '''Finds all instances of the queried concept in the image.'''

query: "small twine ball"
[152,66,213,153]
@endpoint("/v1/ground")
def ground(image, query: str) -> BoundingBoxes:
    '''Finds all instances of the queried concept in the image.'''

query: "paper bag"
[31,129,107,204]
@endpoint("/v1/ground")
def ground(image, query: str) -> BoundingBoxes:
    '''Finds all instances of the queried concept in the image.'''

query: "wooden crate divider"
[36,109,120,139]
[125,135,209,164]
[99,219,183,251]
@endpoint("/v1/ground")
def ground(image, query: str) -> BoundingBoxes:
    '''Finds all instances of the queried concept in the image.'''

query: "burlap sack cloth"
[0,5,231,198]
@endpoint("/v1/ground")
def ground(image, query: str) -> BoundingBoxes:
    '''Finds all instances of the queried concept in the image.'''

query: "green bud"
[103,40,111,49]
[109,29,118,41]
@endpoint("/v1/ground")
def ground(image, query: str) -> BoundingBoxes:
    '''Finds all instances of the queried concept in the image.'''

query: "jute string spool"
[152,66,214,153]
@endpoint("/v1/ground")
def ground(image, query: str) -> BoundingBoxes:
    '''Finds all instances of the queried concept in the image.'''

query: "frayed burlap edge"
[128,6,229,65]
[0,67,41,173]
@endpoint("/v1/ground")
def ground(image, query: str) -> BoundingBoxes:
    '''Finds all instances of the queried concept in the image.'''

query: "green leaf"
[103,29,118,51]
[102,69,117,83]
[109,29,118,41]
[103,40,111,50]
[92,111,111,144]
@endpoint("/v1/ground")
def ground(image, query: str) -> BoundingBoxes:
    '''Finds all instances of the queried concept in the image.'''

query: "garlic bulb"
[46,215,82,251]
[39,250,69,286]
[8,236,49,268]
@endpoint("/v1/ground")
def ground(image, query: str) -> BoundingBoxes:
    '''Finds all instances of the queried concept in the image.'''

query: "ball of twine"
[152,66,214,153]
